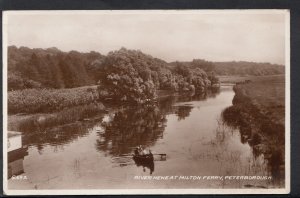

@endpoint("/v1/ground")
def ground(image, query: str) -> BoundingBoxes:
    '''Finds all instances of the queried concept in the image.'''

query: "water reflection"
[176,89,220,102]
[23,119,103,153]
[96,90,221,156]
[96,105,167,155]
[9,103,105,134]
[175,105,193,121]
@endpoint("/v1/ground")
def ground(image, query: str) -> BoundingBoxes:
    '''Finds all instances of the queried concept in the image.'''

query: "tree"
[99,48,157,103]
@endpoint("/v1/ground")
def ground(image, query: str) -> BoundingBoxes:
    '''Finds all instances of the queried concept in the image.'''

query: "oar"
[117,153,167,157]
[118,154,134,157]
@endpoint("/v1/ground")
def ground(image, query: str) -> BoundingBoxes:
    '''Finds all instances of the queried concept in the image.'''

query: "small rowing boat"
[133,153,154,163]
[132,146,166,162]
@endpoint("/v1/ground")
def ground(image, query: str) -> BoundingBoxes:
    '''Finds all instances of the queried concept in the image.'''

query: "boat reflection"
[133,156,155,175]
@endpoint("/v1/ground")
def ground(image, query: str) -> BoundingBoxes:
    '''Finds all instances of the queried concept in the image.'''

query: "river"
[8,86,281,189]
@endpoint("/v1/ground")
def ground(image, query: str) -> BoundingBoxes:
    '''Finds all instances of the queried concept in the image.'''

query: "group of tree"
[98,48,216,103]
[8,46,284,104]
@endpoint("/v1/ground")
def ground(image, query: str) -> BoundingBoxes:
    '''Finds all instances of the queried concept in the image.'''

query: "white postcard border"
[2,9,290,195]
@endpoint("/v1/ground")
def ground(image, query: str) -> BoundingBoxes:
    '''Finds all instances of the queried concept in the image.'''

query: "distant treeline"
[170,60,284,76]
[214,61,284,76]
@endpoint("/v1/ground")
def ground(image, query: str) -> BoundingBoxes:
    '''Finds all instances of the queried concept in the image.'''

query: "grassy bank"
[233,75,285,125]
[222,75,285,180]
[8,85,100,114]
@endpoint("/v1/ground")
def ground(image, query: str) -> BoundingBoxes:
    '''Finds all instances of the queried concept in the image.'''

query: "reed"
[8,86,99,114]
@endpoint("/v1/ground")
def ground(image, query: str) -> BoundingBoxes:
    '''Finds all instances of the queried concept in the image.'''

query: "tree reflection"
[175,105,193,121]
[23,120,100,152]
[96,105,167,155]
[176,89,220,103]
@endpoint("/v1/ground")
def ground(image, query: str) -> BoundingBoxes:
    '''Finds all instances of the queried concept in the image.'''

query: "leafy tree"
[99,48,157,103]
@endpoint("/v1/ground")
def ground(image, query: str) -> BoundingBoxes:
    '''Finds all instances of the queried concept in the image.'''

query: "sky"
[5,10,288,64]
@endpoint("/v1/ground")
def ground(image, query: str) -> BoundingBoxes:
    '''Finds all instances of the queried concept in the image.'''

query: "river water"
[8,86,281,189]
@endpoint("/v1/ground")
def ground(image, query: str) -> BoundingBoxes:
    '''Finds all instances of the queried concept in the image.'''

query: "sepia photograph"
[2,10,290,195]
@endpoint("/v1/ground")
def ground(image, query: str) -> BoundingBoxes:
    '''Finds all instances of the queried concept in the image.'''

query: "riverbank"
[7,103,106,133]
[222,75,285,181]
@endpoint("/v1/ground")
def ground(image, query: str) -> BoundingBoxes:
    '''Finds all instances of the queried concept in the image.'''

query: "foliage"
[8,46,284,93]
[8,86,100,114]
[8,72,43,90]
[99,48,158,103]
[170,59,284,77]
[171,62,211,92]
[8,46,105,90]
[191,59,216,72]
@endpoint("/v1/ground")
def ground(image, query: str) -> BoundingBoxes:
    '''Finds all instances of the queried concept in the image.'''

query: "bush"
[8,73,42,91]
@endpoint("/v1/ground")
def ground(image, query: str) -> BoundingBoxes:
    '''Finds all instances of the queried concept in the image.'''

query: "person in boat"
[142,148,148,155]
[137,145,144,155]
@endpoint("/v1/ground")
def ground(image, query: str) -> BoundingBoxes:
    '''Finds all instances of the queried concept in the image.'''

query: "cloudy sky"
[5,10,288,64]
